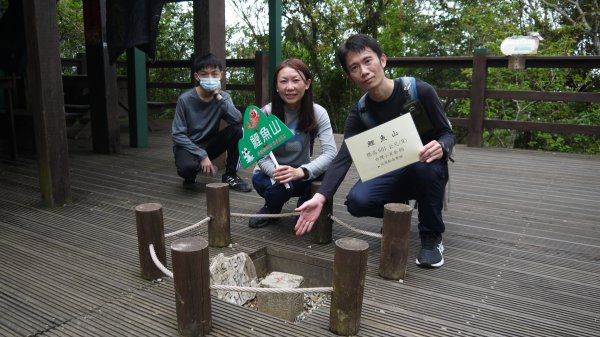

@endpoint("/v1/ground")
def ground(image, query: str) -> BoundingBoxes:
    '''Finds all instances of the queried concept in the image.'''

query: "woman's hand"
[272,165,304,184]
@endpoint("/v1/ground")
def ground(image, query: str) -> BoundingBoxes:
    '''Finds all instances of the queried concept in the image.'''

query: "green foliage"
[154,3,194,60]
[57,0,85,58]
[0,0,8,15]
[148,2,194,105]
[53,0,599,154]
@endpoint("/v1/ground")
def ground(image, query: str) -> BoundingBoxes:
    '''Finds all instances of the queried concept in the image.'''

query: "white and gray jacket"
[254,103,337,180]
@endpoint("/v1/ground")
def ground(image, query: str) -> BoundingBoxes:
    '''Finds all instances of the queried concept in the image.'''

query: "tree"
[53,0,599,153]
[57,0,85,59]
[539,0,600,55]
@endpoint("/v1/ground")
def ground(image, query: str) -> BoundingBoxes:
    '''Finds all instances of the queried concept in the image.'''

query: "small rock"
[209,252,258,305]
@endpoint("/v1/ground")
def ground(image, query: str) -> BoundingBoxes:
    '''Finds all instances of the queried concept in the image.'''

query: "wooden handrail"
[61,52,600,145]
[387,52,600,146]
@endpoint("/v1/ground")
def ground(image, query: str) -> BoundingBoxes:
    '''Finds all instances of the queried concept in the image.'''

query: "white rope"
[149,244,173,278]
[148,244,332,294]
[165,216,211,238]
[330,215,382,239]
[146,247,333,294]
[231,211,299,218]
[210,285,333,294]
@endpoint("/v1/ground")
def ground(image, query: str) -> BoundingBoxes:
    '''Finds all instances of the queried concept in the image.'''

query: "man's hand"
[199,157,216,176]
[418,140,443,163]
[294,193,327,236]
[272,165,304,184]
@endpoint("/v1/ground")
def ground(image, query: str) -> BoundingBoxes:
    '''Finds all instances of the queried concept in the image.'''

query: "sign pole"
[268,152,290,189]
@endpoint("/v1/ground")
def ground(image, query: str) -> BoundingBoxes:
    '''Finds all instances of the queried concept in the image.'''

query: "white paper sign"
[345,113,423,182]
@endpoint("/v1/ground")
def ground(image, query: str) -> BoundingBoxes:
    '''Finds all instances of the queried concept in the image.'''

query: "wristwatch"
[301,167,309,179]
[438,141,451,161]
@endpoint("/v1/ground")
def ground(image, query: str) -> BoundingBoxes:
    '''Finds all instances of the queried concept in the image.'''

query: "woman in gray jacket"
[249,58,337,228]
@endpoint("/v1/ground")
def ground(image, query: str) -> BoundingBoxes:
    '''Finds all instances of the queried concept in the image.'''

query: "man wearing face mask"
[172,53,252,192]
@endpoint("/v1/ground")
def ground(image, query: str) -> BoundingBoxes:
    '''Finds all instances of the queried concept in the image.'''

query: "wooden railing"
[60,51,269,112]
[61,51,600,147]
[386,50,600,146]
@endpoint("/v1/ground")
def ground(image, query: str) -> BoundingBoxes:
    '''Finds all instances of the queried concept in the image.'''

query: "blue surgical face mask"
[199,78,221,92]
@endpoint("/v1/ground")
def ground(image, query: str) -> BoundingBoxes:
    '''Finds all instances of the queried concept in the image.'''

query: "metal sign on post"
[238,105,294,168]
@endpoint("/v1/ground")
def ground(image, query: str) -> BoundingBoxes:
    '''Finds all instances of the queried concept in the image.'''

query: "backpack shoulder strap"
[358,93,376,128]
[400,76,418,101]
[358,77,419,129]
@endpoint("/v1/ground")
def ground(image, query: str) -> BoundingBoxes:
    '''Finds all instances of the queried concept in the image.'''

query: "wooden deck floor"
[1,124,599,337]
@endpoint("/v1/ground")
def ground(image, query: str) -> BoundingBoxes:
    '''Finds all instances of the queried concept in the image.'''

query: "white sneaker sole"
[415,257,444,268]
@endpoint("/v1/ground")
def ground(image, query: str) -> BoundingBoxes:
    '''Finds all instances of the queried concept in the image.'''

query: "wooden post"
[193,0,225,62]
[254,50,269,107]
[135,203,166,280]
[126,47,148,148]
[1,77,18,160]
[171,237,212,337]
[468,48,488,147]
[379,203,413,280]
[82,0,120,154]
[508,55,526,71]
[206,183,230,247]
[329,237,369,336]
[310,181,332,244]
[22,0,72,207]
[75,52,87,74]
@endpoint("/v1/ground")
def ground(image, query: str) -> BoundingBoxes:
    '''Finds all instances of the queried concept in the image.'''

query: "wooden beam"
[192,0,227,170]
[82,0,120,154]
[483,120,600,136]
[193,0,225,62]
[0,76,19,159]
[22,0,72,207]
[468,48,488,147]
[254,51,269,107]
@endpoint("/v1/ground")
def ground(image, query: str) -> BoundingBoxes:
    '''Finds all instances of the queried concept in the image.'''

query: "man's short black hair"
[193,53,223,72]
[336,34,384,74]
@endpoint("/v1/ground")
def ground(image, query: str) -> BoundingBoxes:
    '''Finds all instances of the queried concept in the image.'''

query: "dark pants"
[345,160,448,234]
[174,124,242,181]
[252,171,322,211]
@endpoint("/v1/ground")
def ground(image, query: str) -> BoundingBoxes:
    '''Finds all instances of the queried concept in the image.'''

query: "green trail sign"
[238,105,294,168]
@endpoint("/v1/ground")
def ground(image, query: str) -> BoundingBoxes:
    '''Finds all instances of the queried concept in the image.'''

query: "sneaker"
[415,232,444,268]
[222,173,252,192]
[248,205,281,228]
[182,179,198,191]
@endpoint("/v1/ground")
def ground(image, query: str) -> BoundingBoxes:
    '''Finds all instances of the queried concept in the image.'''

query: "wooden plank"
[485,89,600,103]
[0,126,599,336]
